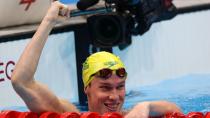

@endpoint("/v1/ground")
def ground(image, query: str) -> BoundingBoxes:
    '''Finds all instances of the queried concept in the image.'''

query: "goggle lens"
[116,68,127,78]
[95,68,127,79]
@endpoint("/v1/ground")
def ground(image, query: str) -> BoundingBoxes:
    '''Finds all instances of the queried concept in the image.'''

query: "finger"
[58,5,70,18]
[66,6,71,18]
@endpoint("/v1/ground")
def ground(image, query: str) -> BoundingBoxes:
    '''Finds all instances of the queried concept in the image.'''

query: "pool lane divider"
[0,110,210,118]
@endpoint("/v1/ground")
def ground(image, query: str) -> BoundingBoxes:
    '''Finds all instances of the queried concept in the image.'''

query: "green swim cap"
[82,51,125,87]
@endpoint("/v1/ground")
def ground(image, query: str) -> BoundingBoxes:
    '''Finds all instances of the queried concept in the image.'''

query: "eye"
[100,86,112,91]
[117,84,125,90]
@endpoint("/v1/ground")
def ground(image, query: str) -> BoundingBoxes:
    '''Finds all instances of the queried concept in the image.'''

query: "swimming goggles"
[92,68,127,79]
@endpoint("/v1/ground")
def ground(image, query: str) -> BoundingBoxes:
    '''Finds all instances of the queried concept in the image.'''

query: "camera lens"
[94,15,121,45]
[87,14,131,49]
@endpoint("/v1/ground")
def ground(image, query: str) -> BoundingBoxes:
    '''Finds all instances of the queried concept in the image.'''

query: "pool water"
[1,74,210,114]
[124,74,210,114]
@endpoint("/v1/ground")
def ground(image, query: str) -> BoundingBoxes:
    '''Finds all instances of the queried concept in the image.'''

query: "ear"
[84,84,90,94]
[84,86,88,94]
[84,82,92,95]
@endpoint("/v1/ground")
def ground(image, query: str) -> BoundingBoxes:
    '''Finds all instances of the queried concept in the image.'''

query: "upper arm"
[12,79,78,114]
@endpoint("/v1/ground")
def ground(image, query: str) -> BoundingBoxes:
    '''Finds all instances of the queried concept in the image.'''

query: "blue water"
[124,74,210,114]
[1,74,210,114]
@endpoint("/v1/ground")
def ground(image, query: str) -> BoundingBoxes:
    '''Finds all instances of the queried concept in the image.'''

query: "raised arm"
[125,101,182,118]
[11,1,78,114]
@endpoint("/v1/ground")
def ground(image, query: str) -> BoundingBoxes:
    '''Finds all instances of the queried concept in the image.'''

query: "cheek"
[89,89,109,102]
[119,90,126,100]
[96,91,109,101]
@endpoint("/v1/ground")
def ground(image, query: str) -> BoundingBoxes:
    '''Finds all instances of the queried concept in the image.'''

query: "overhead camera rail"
[70,0,210,50]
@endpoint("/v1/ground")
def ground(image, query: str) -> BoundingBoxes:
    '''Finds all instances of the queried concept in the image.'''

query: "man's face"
[84,73,126,114]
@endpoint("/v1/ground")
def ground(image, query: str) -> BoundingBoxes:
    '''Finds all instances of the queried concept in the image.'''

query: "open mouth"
[104,103,119,111]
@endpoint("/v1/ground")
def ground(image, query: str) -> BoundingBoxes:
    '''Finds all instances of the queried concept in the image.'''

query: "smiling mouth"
[104,103,119,111]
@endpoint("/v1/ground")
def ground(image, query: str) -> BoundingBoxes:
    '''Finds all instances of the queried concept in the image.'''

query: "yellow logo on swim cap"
[82,51,125,87]
[104,61,118,67]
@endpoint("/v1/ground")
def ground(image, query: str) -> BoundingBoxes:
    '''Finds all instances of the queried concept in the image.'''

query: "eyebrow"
[99,81,125,86]
[99,82,112,86]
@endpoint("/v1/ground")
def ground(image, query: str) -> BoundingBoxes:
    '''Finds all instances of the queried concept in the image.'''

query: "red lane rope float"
[0,111,20,118]
[101,112,123,118]
[205,112,210,118]
[60,112,80,118]
[39,112,60,118]
[186,112,204,118]
[1,111,210,118]
[18,112,38,118]
[0,111,38,118]
[165,112,186,118]
[80,112,100,118]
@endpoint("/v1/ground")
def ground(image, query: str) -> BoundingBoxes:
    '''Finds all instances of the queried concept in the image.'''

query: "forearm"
[11,19,54,84]
[148,101,182,116]
[125,101,182,118]
[11,0,68,85]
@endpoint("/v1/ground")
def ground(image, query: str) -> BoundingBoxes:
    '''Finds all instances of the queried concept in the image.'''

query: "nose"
[109,89,119,101]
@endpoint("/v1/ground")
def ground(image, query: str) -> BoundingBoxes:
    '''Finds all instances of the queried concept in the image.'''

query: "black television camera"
[73,0,177,49]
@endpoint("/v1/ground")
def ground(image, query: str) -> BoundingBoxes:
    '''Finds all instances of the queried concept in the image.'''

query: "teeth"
[104,103,118,111]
